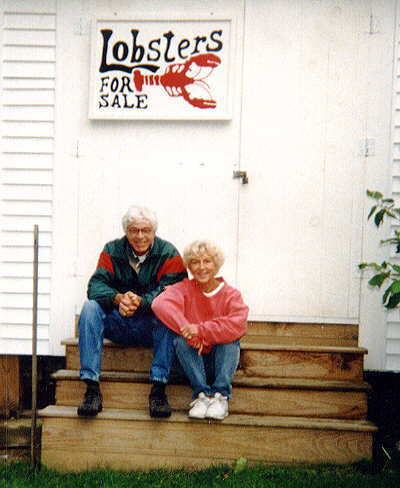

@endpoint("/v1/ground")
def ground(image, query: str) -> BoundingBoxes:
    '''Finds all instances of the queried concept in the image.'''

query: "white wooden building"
[0,0,399,371]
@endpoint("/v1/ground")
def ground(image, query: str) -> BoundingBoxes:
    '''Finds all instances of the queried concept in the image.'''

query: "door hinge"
[233,170,249,184]
[359,139,375,158]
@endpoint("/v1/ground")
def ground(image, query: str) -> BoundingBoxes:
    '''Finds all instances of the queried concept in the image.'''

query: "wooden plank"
[65,340,365,381]
[39,405,377,431]
[65,344,153,373]
[54,369,372,391]
[55,378,368,420]
[40,409,375,470]
[240,350,364,381]
[0,418,40,446]
[0,356,21,417]
[246,322,359,347]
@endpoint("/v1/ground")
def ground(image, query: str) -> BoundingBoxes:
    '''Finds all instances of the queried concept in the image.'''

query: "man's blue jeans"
[78,299,176,384]
[174,336,240,399]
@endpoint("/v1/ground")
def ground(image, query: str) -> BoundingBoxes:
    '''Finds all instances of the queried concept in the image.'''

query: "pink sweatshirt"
[152,277,249,352]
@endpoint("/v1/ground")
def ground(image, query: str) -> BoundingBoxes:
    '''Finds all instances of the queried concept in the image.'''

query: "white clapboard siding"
[2,292,50,309]
[2,137,54,153]
[1,2,56,355]
[2,329,49,344]
[1,231,52,247]
[5,45,56,61]
[2,169,53,185]
[0,277,51,294]
[2,184,53,200]
[2,121,54,137]
[388,321,400,339]
[3,78,55,89]
[0,338,49,355]
[3,153,53,169]
[2,200,53,216]
[2,105,55,120]
[1,262,51,278]
[1,308,50,325]
[387,5,400,370]
[4,89,55,105]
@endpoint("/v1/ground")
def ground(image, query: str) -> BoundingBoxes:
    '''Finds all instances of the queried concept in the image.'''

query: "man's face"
[126,219,155,255]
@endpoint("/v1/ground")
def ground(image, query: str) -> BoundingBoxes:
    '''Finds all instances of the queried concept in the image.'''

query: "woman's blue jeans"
[78,299,176,384]
[174,336,240,399]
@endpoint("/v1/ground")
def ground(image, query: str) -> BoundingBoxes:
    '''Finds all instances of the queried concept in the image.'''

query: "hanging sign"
[89,18,234,120]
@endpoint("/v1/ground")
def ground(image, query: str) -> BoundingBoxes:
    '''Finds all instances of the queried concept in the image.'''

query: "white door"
[51,0,245,329]
[236,0,394,323]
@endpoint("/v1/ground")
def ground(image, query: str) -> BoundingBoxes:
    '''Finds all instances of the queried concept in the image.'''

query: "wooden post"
[31,225,39,469]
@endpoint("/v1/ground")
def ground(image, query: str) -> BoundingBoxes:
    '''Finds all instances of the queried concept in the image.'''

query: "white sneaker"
[188,392,210,419]
[205,392,229,420]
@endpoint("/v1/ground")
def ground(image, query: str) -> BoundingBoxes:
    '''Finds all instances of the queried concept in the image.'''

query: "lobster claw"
[184,54,221,81]
[186,54,221,69]
[182,82,217,109]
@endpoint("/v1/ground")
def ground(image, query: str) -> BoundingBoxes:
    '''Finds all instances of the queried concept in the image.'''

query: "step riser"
[56,380,368,420]
[66,346,364,381]
[40,416,373,470]
[240,350,364,381]
[246,323,359,347]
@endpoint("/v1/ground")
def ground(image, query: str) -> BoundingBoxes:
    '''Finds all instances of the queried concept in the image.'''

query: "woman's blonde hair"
[183,240,225,272]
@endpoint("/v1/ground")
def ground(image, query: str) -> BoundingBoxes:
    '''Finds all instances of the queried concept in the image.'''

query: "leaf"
[385,292,400,309]
[367,190,383,199]
[389,280,400,294]
[368,272,389,288]
[374,209,386,227]
[380,238,398,245]
[367,205,377,220]
[382,198,395,204]
[383,281,400,305]
[359,262,383,271]
[233,457,248,474]
[391,265,400,273]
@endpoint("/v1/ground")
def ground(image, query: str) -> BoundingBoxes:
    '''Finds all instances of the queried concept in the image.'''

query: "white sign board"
[89,18,234,120]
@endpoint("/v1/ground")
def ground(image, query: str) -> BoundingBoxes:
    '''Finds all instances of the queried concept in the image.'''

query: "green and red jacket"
[87,235,187,313]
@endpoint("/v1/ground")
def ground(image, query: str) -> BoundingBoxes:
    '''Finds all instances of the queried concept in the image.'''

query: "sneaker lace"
[189,396,208,408]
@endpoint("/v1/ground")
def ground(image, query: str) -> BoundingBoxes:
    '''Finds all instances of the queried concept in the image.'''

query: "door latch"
[233,170,249,184]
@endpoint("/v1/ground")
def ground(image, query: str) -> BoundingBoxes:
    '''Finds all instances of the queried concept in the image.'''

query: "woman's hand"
[180,323,199,340]
[188,337,204,355]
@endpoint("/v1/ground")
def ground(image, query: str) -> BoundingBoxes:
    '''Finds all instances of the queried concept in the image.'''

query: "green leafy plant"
[359,190,400,309]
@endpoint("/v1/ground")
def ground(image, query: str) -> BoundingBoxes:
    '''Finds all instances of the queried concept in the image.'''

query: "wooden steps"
[39,321,377,470]
[64,338,367,381]
[246,322,359,347]
[39,405,376,470]
[0,417,41,462]
[53,370,370,419]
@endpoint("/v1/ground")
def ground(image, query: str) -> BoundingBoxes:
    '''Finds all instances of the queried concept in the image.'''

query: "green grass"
[1,461,400,488]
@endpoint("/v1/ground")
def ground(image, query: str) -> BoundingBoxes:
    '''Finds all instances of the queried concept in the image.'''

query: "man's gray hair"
[122,205,158,233]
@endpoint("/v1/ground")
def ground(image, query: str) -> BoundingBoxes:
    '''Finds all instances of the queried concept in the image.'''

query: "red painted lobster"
[133,53,221,109]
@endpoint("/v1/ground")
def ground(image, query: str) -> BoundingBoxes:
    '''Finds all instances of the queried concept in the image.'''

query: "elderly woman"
[152,240,249,420]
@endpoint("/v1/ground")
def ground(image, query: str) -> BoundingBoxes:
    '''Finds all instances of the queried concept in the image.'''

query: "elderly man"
[77,205,187,418]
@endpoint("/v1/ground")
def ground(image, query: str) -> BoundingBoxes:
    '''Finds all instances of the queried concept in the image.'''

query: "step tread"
[53,369,372,391]
[38,405,377,432]
[62,337,367,354]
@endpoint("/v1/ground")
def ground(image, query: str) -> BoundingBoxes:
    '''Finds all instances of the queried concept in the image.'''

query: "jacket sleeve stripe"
[157,255,186,282]
[97,251,114,274]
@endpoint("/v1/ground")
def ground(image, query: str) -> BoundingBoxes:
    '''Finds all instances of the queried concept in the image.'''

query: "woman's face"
[188,252,218,287]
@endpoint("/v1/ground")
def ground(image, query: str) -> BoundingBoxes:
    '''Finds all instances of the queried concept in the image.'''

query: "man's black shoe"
[77,389,103,417]
[149,393,172,418]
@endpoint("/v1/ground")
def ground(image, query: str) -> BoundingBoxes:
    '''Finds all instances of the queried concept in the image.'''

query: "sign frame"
[88,17,235,120]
